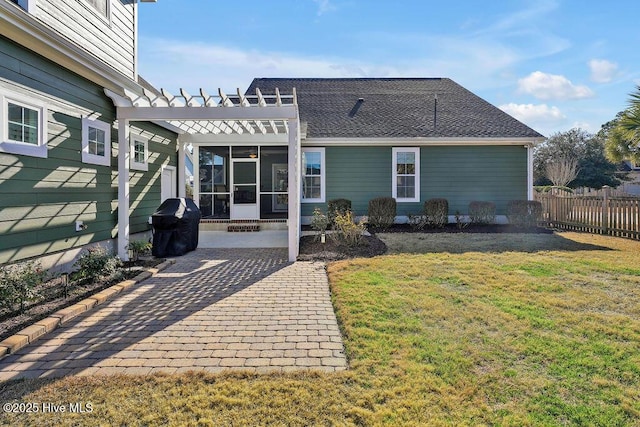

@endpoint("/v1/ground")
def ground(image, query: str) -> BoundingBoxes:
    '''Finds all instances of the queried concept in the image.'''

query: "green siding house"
[244,78,544,224]
[1,1,544,267]
[0,0,180,268]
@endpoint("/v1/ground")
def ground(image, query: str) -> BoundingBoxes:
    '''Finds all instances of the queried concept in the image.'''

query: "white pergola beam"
[116,105,298,121]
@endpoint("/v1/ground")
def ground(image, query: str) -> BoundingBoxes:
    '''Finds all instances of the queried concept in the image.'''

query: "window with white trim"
[301,147,325,203]
[81,117,111,166]
[130,135,148,171]
[392,147,420,202]
[84,0,110,19]
[10,0,36,13]
[0,91,48,158]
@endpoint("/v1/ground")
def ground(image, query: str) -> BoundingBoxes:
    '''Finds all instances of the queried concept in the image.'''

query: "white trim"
[130,134,148,171]
[161,165,177,202]
[301,147,325,203]
[80,0,112,25]
[392,147,420,203]
[0,89,48,158]
[12,0,36,13]
[527,145,534,200]
[303,137,542,147]
[81,117,111,166]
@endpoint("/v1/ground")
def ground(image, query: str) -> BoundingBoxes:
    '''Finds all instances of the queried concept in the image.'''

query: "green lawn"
[1,232,639,426]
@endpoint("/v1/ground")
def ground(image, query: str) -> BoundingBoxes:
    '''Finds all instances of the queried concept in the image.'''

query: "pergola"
[105,87,301,262]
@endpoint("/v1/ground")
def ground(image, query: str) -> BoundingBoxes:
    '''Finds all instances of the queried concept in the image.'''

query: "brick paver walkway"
[0,249,347,380]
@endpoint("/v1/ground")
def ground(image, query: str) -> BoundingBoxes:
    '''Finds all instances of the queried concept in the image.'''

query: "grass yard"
[1,232,639,426]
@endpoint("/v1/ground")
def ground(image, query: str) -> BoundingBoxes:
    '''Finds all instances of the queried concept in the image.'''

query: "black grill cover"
[151,198,201,257]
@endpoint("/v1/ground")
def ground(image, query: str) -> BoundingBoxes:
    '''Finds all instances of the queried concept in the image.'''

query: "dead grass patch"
[1,232,639,426]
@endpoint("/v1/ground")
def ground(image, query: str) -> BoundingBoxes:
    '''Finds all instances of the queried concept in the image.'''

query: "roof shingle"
[246,77,544,139]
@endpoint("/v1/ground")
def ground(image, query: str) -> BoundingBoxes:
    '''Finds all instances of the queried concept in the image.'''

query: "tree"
[534,128,621,189]
[603,86,640,164]
[544,157,579,187]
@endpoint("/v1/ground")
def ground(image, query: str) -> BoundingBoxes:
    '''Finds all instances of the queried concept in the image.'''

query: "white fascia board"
[0,3,141,93]
[302,137,543,147]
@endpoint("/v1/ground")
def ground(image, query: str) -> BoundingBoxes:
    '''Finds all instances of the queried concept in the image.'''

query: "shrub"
[407,213,428,231]
[73,246,122,282]
[127,239,152,261]
[332,211,366,247]
[424,198,448,228]
[310,208,330,241]
[0,261,45,313]
[507,200,542,228]
[468,201,496,225]
[455,210,469,230]
[368,197,396,230]
[327,199,352,225]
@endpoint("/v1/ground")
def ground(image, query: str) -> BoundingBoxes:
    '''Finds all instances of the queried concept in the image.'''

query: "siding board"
[301,145,527,218]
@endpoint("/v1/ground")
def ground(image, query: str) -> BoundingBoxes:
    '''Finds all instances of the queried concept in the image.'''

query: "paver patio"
[0,249,347,380]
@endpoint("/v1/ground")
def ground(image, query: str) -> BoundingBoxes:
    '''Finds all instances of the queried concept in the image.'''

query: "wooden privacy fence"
[535,186,640,239]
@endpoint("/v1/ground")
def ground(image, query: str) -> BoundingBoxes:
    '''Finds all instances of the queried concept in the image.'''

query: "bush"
[0,261,46,313]
[368,197,396,230]
[327,199,352,225]
[468,201,496,225]
[507,200,542,228]
[407,213,428,231]
[72,246,122,282]
[332,211,366,247]
[424,198,448,228]
[455,210,469,230]
[127,239,152,261]
[310,208,330,241]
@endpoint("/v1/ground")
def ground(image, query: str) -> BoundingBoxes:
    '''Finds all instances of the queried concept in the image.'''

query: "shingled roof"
[246,78,544,139]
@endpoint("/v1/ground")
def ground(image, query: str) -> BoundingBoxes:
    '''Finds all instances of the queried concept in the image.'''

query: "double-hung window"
[130,135,148,171]
[301,147,325,203]
[392,147,420,202]
[82,117,111,166]
[0,90,48,158]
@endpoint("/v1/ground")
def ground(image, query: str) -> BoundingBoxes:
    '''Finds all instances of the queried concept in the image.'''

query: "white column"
[527,145,534,200]
[178,138,186,198]
[287,118,301,262]
[117,119,130,261]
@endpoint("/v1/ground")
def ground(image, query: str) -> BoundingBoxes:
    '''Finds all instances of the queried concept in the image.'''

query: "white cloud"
[517,71,594,100]
[499,103,566,134]
[313,0,336,16]
[589,59,618,83]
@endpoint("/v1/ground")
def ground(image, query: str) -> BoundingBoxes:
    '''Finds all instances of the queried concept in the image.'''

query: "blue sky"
[137,0,640,138]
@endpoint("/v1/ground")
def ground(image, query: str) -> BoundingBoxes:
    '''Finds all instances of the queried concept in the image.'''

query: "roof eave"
[302,137,544,147]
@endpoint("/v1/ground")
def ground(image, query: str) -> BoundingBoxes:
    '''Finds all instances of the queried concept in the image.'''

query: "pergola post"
[288,118,300,262]
[178,136,186,197]
[117,119,130,260]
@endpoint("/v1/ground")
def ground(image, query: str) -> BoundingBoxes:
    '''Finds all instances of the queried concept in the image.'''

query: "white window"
[301,147,325,203]
[392,147,420,202]
[11,0,36,13]
[0,91,48,158]
[84,0,110,19]
[130,135,148,171]
[81,117,111,166]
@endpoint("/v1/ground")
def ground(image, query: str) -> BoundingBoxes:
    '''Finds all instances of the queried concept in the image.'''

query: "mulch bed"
[298,235,387,261]
[298,224,553,261]
[0,258,164,342]
[368,223,554,234]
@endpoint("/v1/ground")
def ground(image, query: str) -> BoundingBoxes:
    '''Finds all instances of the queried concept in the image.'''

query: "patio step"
[227,224,260,232]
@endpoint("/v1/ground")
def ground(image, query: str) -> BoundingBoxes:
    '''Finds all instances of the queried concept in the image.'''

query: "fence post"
[602,185,610,235]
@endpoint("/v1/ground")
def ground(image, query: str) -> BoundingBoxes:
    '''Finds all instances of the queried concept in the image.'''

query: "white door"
[231,159,259,219]
[161,166,177,202]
